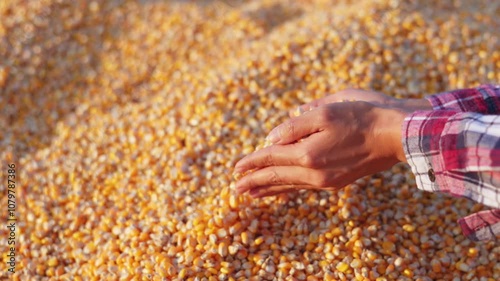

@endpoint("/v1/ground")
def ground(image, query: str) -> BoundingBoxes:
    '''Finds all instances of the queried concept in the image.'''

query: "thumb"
[267,110,321,145]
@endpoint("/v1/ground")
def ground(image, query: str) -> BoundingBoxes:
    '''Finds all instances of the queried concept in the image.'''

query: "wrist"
[372,106,408,163]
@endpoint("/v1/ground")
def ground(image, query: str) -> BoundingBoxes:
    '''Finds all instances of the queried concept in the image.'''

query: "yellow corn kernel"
[402,224,416,232]
[254,236,264,246]
[336,262,349,273]
[241,232,249,245]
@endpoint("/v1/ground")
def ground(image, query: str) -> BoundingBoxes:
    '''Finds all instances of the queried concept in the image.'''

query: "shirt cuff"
[402,110,500,241]
[402,110,459,194]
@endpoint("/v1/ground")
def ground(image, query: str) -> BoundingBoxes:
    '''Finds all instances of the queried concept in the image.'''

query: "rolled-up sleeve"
[403,84,500,241]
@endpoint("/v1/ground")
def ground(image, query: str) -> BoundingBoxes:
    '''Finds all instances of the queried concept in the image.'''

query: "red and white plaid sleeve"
[402,84,500,241]
[427,84,500,114]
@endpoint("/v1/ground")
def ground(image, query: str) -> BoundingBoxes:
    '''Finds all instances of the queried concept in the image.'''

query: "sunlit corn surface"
[0,0,499,280]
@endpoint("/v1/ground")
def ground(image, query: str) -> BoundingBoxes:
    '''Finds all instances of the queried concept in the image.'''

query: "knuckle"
[299,152,315,168]
[283,119,295,138]
[317,107,331,123]
[248,158,258,170]
[246,175,258,189]
[268,169,281,185]
[263,149,275,167]
[313,172,330,187]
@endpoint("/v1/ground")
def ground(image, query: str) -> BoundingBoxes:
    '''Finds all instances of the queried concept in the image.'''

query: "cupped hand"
[234,100,408,197]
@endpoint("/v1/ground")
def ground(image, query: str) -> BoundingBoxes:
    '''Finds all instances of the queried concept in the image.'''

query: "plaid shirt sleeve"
[426,84,500,114]
[403,84,500,241]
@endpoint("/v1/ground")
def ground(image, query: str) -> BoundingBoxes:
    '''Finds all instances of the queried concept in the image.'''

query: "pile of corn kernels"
[0,0,499,280]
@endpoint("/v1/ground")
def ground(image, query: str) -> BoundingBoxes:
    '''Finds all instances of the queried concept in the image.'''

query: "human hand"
[234,100,409,197]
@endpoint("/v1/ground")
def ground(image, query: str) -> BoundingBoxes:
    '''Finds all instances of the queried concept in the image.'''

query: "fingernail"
[265,127,280,144]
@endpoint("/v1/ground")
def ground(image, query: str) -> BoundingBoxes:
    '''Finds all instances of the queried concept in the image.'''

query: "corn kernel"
[336,262,349,272]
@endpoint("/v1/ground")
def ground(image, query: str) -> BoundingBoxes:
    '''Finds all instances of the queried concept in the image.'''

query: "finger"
[289,89,390,118]
[289,97,331,118]
[235,166,321,194]
[234,143,303,174]
[299,96,338,111]
[294,94,353,115]
[288,106,306,117]
[288,99,325,118]
[266,109,324,145]
[249,184,311,198]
